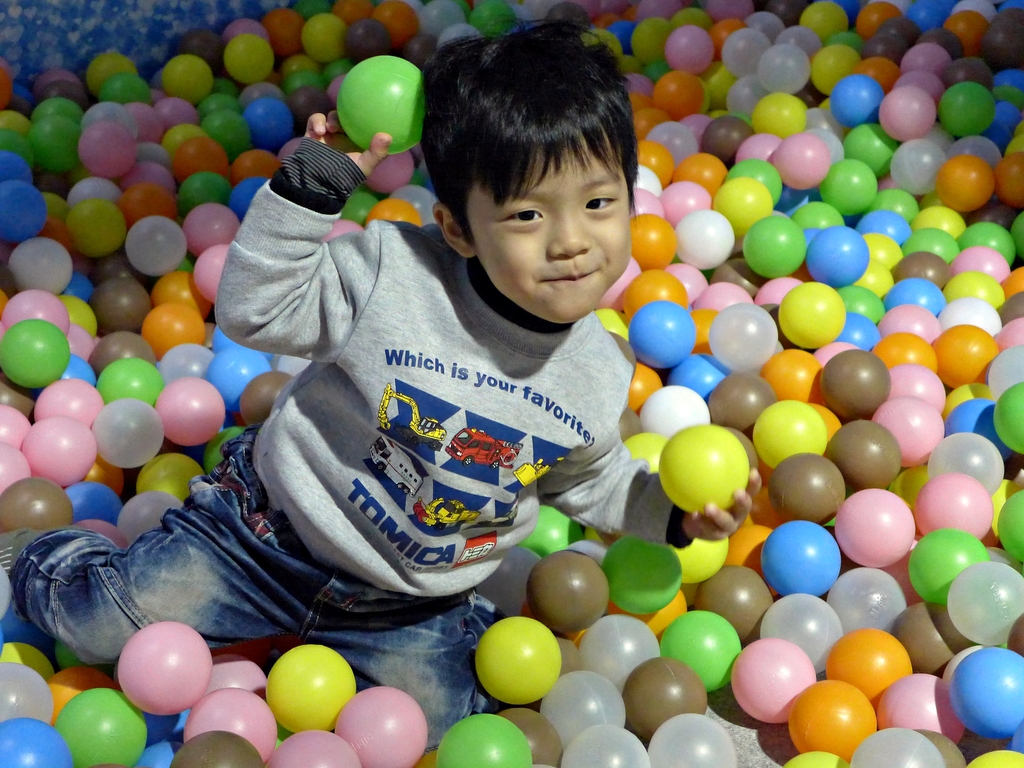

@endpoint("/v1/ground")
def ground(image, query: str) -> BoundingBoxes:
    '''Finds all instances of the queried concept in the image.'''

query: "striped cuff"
[666,506,693,549]
[270,137,368,215]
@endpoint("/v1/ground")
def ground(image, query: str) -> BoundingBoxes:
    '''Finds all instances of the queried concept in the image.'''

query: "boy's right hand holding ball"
[305,111,392,178]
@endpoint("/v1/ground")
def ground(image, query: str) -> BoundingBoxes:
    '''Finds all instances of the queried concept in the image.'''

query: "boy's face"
[434,155,632,325]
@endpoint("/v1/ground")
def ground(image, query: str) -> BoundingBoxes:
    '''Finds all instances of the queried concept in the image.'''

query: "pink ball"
[327,75,346,103]
[660,181,712,227]
[664,262,708,302]
[879,86,937,142]
[193,244,230,303]
[324,219,364,242]
[636,0,684,20]
[599,258,641,311]
[154,97,199,130]
[633,188,666,218]
[601,0,630,14]
[888,364,947,413]
[680,114,712,144]
[881,549,923,606]
[914,472,994,539]
[625,73,655,97]
[997,317,1024,350]
[0,442,31,495]
[0,404,29,449]
[334,687,429,768]
[706,0,754,21]
[950,246,1011,282]
[184,687,278,762]
[67,323,96,361]
[34,379,105,427]
[736,133,782,163]
[565,0,601,17]
[731,638,817,723]
[901,42,952,76]
[813,341,859,366]
[206,657,268,697]
[834,488,916,567]
[770,132,832,190]
[269,731,362,768]
[33,69,81,101]
[155,377,227,446]
[21,416,96,487]
[278,136,304,159]
[872,396,945,467]
[877,174,898,191]
[120,161,177,194]
[115,620,214,715]
[877,673,964,741]
[182,203,241,257]
[755,276,802,306]
[892,70,946,103]
[367,151,415,194]
[878,304,942,343]
[691,281,754,310]
[223,18,270,41]
[664,26,715,73]
[74,519,129,547]
[2,289,71,333]
[124,103,165,144]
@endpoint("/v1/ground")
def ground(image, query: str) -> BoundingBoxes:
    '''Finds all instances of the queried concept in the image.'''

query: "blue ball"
[137,740,180,768]
[0,180,46,243]
[0,604,54,659]
[204,346,273,412]
[144,712,181,746]
[803,227,821,245]
[945,398,1011,459]
[856,209,912,246]
[211,326,272,361]
[64,481,124,525]
[0,150,31,184]
[995,69,1024,92]
[11,83,34,107]
[243,98,295,153]
[628,300,696,370]
[760,520,842,596]
[817,0,855,25]
[994,101,1022,133]
[982,121,1012,154]
[906,0,948,31]
[829,75,885,128]
[0,718,73,768]
[835,311,881,351]
[951,647,1024,739]
[805,226,870,287]
[228,176,268,220]
[60,354,97,386]
[667,354,728,399]
[61,271,94,303]
[606,20,636,54]
[883,277,947,316]
[777,185,810,213]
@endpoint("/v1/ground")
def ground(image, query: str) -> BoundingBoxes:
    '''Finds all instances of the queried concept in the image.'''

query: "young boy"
[8,22,757,747]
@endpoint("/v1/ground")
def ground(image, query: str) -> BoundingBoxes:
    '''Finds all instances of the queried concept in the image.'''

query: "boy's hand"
[682,469,761,543]
[305,112,393,178]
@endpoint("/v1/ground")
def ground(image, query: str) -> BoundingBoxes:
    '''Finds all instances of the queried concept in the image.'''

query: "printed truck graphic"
[445,428,523,469]
[413,497,482,529]
[378,383,447,452]
[369,436,424,495]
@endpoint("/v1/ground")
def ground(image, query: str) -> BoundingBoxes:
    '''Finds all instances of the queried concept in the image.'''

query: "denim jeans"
[12,426,499,747]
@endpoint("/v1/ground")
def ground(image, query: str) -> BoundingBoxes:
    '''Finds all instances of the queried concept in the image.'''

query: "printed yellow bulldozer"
[377,383,446,452]
[413,497,481,529]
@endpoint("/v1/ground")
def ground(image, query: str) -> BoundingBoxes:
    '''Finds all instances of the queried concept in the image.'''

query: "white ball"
[635,165,663,197]
[125,215,188,276]
[136,141,172,168]
[938,296,1002,336]
[639,385,710,438]
[561,725,650,768]
[708,303,779,373]
[83,101,138,138]
[437,22,483,47]
[988,346,1024,399]
[578,615,660,691]
[118,490,179,544]
[648,714,737,768]
[67,177,122,207]
[675,209,735,270]
[8,237,73,295]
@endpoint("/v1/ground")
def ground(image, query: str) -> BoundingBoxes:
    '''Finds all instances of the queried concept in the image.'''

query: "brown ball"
[91,252,145,284]
[90,276,153,334]
[942,57,993,89]
[37,81,90,110]
[498,708,562,766]
[982,17,1024,70]
[178,29,225,73]
[967,202,1018,230]
[0,373,35,418]
[694,565,774,644]
[33,171,71,199]
[861,32,911,63]
[402,33,438,68]
[764,0,808,27]
[611,332,637,368]
[0,477,73,532]
[345,18,393,62]
[622,657,708,741]
[826,419,903,490]
[546,1,592,23]
[893,602,973,675]
[726,427,759,471]
[1001,291,1024,325]
[877,16,922,44]
[557,637,583,675]
[239,371,293,425]
[1006,610,1024,656]
[711,258,766,298]
[700,115,755,166]
[89,331,157,375]
[820,349,892,420]
[768,453,847,523]
[919,27,964,59]
[526,550,609,634]
[168,730,264,768]
[619,407,642,442]
[892,251,951,288]
[708,373,777,433]
[286,85,333,136]
[915,730,968,768]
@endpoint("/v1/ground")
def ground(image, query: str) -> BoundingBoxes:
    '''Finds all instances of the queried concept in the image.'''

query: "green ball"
[631,18,672,65]
[99,72,152,104]
[908,528,990,604]
[436,714,532,768]
[519,505,584,558]
[54,639,116,677]
[197,93,242,121]
[902,227,960,264]
[177,171,233,215]
[54,689,147,768]
[997,490,1024,563]
[0,128,33,166]
[837,284,885,323]
[0,319,70,389]
[1013,210,1024,259]
[842,123,898,177]
[938,81,996,137]
[819,158,877,216]
[791,201,844,230]
[644,59,673,83]
[867,188,919,223]
[728,158,782,206]
[826,30,862,51]
[338,55,424,154]
[602,535,682,614]
[31,96,84,124]
[201,110,253,162]
[323,59,354,82]
[958,221,1015,267]
[994,84,1024,109]
[283,70,326,95]
[204,426,246,474]
[469,0,519,38]
[342,187,382,225]
[995,381,1024,455]
[212,77,241,97]
[28,115,81,173]
[96,357,165,405]
[743,214,806,278]
[294,0,333,18]
[660,610,742,692]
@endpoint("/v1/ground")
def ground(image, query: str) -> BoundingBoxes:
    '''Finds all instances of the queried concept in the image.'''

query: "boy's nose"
[549,217,591,260]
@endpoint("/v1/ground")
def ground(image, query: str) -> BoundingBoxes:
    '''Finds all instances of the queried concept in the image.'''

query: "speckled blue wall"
[0,0,290,84]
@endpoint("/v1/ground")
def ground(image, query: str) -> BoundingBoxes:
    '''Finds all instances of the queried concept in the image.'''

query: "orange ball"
[759,349,823,403]
[629,362,663,413]
[652,71,705,121]
[710,19,746,59]
[365,198,422,226]
[49,666,118,723]
[85,455,125,495]
[623,269,689,319]
[691,307,717,354]
[629,92,654,113]
[634,107,672,140]
[38,217,75,255]
[372,0,419,48]
[872,332,939,371]
[173,136,230,183]
[141,303,207,360]
[1004,267,1024,299]
[855,2,902,38]
[151,270,213,318]
[262,7,306,57]
[826,627,913,706]
[935,154,995,213]
[593,12,621,27]
[334,0,374,23]
[852,56,901,92]
[726,523,773,574]
[750,482,785,528]
[809,402,842,440]
[118,182,179,229]
[943,10,988,57]
[672,152,728,196]
[630,214,678,270]
[638,139,676,188]
[231,149,282,185]
[995,153,1024,208]
[932,323,999,388]
[788,680,877,762]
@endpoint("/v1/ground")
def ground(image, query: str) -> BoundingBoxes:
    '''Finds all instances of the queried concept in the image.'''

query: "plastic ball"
[760,594,844,672]
[788,680,877,763]
[93,399,164,469]
[224,33,276,84]
[628,300,696,369]
[753,400,829,468]
[0,319,70,389]
[712,177,773,236]
[707,303,779,372]
[871,396,945,466]
[761,520,842,596]
[660,610,741,692]
[770,131,833,190]
[338,55,424,153]
[268,731,361,768]
[659,424,750,513]
[778,281,847,349]
[266,644,356,733]
[639,384,711,437]
[950,647,1024,738]
[993,380,1024,453]
[647,714,737,768]
[939,81,996,138]
[539,671,626,749]
[0,718,72,768]
[475,617,561,705]
[909,527,990,604]
[675,209,736,269]
[826,567,908,634]
[830,75,885,128]
[732,638,817,723]
[603,536,682,615]
[849,728,945,768]
[834,489,915,567]
[947,561,1024,646]
[54,689,147,768]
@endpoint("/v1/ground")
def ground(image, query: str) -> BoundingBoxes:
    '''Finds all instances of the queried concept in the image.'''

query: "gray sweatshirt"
[217,142,678,596]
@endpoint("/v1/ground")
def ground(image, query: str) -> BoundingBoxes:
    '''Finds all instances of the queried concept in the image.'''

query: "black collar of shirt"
[465,256,574,335]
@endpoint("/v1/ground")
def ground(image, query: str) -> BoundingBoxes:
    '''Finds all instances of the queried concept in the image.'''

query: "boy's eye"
[515,210,540,221]
[587,198,612,210]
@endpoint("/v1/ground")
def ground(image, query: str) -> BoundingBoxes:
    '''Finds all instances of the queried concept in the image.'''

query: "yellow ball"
[162,124,208,158]
[136,453,203,500]
[475,617,561,705]
[66,199,127,259]
[799,1,849,41]
[968,752,1024,768]
[624,432,669,472]
[85,52,137,96]
[911,205,966,238]
[161,54,214,105]
[778,281,846,348]
[1008,134,1024,155]
[810,44,861,95]
[659,424,750,512]
[588,28,623,59]
[0,111,31,135]
[713,177,774,236]
[993,479,1023,537]
[889,464,930,509]
[752,400,829,468]
[43,192,69,221]
[943,382,993,419]
[944,271,1005,309]
[632,18,673,65]
[702,62,737,112]
[266,644,357,732]
[671,8,713,28]
[302,13,348,63]
[1,641,55,680]
[863,233,902,270]
[784,753,851,768]
[751,93,808,138]
[854,257,895,298]
[676,537,729,584]
[281,54,323,79]
[60,295,97,336]
[620,55,644,74]
[224,33,276,85]
[595,307,628,337]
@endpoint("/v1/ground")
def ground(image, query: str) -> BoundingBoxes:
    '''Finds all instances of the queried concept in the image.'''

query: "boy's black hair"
[420,21,638,238]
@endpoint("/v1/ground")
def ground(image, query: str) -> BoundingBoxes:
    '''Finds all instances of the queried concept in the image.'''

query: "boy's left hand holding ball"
[305,111,392,178]
[682,468,761,542]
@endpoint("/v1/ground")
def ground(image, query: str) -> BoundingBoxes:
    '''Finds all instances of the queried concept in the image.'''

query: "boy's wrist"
[666,505,692,549]
[270,138,368,215]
